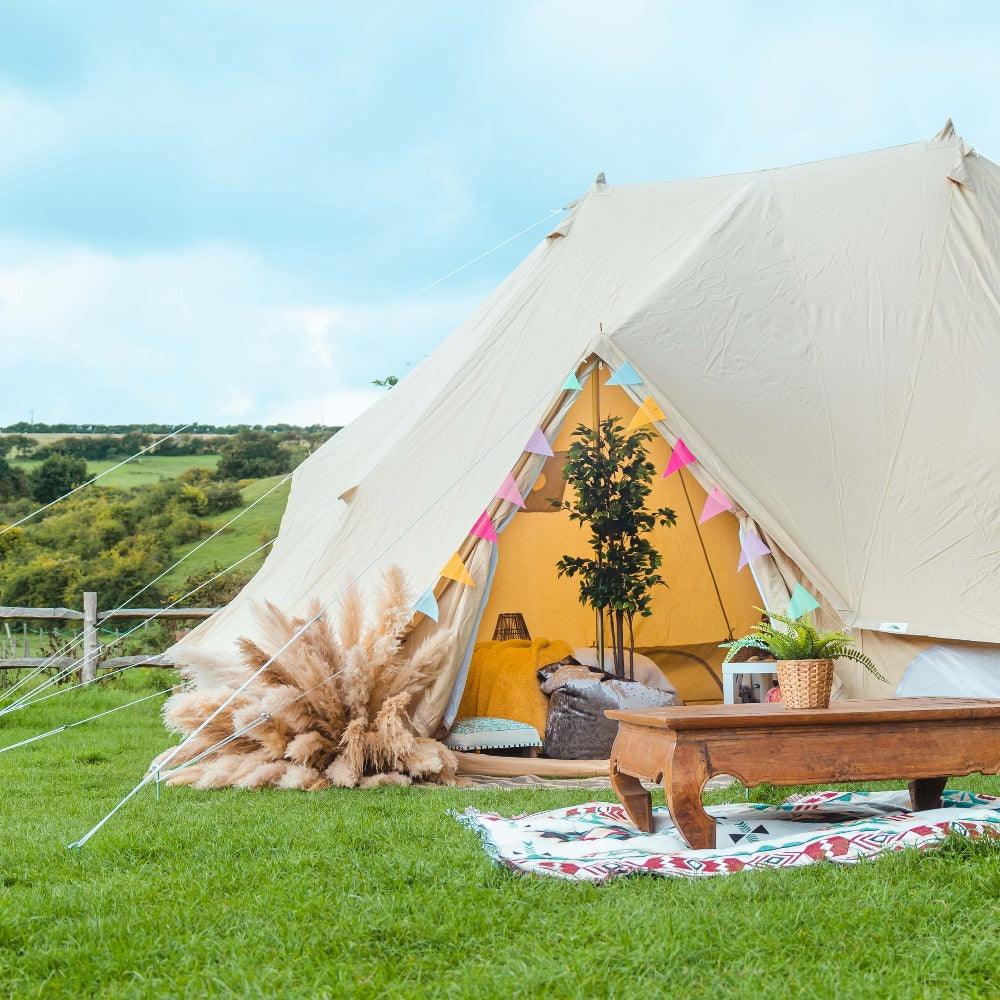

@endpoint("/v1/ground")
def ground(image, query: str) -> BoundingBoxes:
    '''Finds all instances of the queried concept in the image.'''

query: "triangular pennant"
[738,531,771,571]
[698,486,734,523]
[563,372,583,391]
[524,427,554,457]
[470,510,498,543]
[663,439,696,477]
[413,589,439,622]
[787,582,821,619]
[624,396,667,435]
[605,361,642,386]
[496,473,526,508]
[441,552,476,587]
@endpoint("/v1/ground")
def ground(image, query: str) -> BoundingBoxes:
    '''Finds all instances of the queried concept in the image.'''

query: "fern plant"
[722,609,887,683]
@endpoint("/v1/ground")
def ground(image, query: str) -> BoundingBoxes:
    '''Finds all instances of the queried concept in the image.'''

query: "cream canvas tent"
[175,122,1000,734]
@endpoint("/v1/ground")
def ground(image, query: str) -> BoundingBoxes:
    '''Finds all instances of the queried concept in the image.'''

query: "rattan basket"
[775,659,834,709]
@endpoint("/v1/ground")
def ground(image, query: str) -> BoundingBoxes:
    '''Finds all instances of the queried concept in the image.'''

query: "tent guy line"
[0,474,294,713]
[0,538,277,724]
[68,365,590,849]
[0,422,195,537]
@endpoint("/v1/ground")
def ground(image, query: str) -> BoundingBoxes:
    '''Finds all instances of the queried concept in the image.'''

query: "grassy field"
[159,473,292,592]
[12,454,221,489]
[1,680,999,999]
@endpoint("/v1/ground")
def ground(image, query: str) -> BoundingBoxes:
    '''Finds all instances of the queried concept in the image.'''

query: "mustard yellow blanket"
[456,638,572,733]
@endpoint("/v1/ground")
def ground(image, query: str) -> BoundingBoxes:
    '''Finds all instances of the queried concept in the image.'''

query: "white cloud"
[0,239,475,426]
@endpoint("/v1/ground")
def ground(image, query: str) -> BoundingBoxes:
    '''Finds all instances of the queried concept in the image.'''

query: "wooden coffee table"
[606,698,1000,849]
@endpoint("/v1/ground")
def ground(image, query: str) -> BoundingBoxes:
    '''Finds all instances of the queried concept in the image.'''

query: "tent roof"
[176,125,1000,727]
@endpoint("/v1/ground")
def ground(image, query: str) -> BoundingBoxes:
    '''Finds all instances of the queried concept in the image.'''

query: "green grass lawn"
[159,474,292,592]
[13,454,220,489]
[1,679,999,998]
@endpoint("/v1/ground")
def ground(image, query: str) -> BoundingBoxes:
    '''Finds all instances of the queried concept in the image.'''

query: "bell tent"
[174,122,1000,733]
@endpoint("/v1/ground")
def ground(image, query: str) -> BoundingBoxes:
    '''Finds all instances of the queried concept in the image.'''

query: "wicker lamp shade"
[492,613,530,642]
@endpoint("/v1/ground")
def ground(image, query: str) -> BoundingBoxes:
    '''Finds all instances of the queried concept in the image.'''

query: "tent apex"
[932,118,956,142]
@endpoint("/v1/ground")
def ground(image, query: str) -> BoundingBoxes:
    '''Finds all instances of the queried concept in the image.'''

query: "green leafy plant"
[722,608,887,682]
[553,417,677,680]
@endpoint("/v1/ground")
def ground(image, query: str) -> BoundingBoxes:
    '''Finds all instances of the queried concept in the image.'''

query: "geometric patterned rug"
[453,789,1000,881]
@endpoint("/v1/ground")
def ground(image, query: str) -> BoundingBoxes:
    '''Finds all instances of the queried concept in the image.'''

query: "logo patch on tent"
[605,362,642,386]
[441,552,476,587]
[879,622,909,634]
[663,439,696,477]
[524,427,555,457]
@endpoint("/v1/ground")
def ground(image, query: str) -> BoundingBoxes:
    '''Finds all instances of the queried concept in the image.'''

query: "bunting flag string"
[738,531,771,571]
[470,510,498,542]
[605,361,642,386]
[524,427,555,457]
[663,438,696,478]
[413,589,440,622]
[787,582,821,619]
[496,473,526,508]
[441,552,476,587]
[562,372,583,391]
[698,486,733,523]
[624,395,666,435]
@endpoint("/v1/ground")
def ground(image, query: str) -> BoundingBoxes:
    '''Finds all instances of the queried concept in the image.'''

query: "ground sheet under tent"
[454,789,1000,882]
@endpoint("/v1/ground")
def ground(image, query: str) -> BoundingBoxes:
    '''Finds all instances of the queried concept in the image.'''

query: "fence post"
[82,592,99,683]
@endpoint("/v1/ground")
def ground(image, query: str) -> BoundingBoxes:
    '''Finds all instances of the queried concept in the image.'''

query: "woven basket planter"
[775,659,834,709]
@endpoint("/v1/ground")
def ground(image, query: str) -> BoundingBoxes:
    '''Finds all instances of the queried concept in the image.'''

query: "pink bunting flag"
[496,473,526,508]
[738,531,771,571]
[698,486,734,523]
[524,427,555,457]
[663,439,696,478]
[470,510,498,543]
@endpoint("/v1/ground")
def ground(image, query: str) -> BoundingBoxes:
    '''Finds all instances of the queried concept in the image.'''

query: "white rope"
[403,209,564,301]
[0,537,276,716]
[0,423,195,537]
[0,475,292,712]
[69,370,571,848]
[0,686,177,756]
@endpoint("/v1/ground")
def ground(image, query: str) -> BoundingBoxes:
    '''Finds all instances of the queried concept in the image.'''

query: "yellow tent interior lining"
[473,379,763,706]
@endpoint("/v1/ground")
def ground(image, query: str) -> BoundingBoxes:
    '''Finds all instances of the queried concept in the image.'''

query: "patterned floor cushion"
[445,716,542,752]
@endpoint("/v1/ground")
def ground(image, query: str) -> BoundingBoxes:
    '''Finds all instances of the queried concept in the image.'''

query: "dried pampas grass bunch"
[153,567,458,790]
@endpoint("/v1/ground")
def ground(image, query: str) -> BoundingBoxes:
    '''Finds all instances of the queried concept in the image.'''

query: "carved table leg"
[909,776,948,812]
[610,761,653,833]
[665,740,716,850]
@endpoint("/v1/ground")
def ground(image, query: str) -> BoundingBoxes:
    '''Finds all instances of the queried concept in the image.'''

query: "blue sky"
[1,1,998,425]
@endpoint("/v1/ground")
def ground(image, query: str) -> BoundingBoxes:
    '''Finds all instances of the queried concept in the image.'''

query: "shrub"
[28,453,88,504]
[216,430,293,480]
[0,456,28,501]
[203,481,244,514]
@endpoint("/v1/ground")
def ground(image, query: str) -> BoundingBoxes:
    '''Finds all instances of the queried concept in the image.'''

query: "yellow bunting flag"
[624,396,666,435]
[440,552,476,587]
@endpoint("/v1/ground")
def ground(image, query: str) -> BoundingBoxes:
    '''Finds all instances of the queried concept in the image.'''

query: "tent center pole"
[678,466,734,642]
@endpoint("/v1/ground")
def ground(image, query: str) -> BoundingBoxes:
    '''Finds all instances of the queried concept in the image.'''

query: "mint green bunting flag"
[787,582,820,619]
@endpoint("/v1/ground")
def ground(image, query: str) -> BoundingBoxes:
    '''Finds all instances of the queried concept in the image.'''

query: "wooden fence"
[0,593,219,682]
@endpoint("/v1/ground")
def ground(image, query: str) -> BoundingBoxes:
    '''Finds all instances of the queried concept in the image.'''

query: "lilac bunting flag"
[524,427,555,457]
[738,531,771,571]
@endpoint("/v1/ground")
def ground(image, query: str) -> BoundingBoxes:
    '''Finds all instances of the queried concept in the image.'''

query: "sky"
[1,1,999,427]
